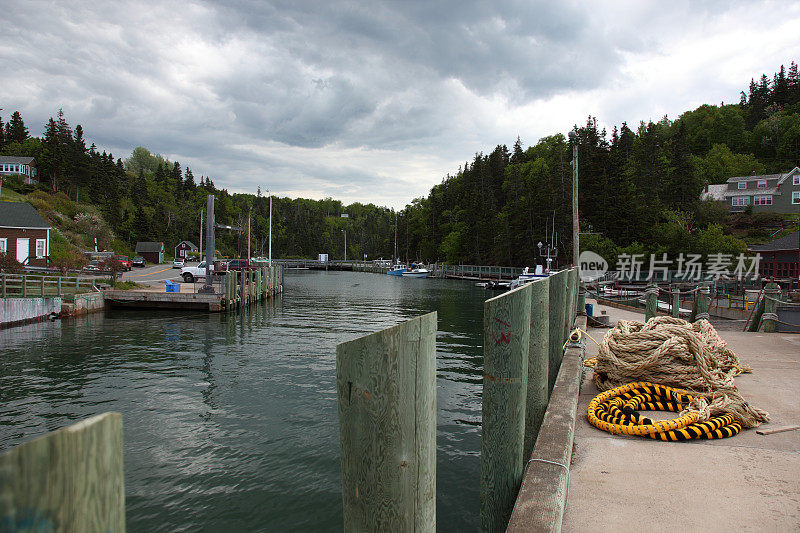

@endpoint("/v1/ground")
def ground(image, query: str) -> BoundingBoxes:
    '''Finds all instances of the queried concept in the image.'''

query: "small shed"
[135,241,164,264]
[174,240,198,259]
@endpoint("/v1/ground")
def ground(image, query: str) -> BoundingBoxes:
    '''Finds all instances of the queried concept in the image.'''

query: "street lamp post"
[568,131,579,267]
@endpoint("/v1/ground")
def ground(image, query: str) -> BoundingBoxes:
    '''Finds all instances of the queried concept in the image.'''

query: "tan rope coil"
[592,316,769,428]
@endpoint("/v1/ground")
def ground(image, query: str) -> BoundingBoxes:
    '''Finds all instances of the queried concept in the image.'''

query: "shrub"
[0,253,25,273]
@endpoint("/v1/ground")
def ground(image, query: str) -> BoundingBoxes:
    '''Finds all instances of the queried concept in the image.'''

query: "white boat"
[508,266,548,290]
[402,266,429,278]
[387,264,407,276]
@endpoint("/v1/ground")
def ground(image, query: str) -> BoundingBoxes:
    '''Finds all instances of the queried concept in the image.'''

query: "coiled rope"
[588,381,741,440]
[591,316,769,429]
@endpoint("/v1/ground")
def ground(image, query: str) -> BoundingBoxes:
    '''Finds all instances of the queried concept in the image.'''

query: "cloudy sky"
[2,1,798,208]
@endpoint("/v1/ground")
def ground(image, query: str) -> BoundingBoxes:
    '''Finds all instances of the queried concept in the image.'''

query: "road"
[121,263,187,285]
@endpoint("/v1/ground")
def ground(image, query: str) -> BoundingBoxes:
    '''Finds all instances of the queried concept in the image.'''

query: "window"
[738,182,746,189]
[0,238,6,253]
[794,175,800,185]
[757,179,767,188]
[793,191,800,204]
[732,196,750,206]
[753,195,772,205]
[36,239,46,258]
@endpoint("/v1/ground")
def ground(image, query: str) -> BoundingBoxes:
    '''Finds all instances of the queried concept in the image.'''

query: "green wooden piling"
[645,283,658,321]
[22,274,26,297]
[337,312,437,532]
[564,269,576,340]
[524,277,549,461]
[0,412,125,532]
[695,283,710,322]
[57,276,62,297]
[480,283,532,533]
[547,270,567,393]
[2,274,5,298]
[763,282,780,333]
[672,288,680,318]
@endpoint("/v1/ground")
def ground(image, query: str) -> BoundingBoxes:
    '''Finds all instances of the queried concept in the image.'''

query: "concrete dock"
[562,300,800,532]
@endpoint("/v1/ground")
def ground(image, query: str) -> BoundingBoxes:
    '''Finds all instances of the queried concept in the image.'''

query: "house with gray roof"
[0,201,51,267]
[718,167,800,214]
[748,230,799,280]
[0,156,39,185]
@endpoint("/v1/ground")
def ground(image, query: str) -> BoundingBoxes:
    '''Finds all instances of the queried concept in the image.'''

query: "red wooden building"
[0,201,51,267]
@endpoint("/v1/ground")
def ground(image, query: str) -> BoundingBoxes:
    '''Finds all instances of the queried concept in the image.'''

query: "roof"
[176,240,198,249]
[700,184,727,201]
[726,166,800,185]
[0,201,51,229]
[748,231,799,252]
[0,156,35,165]
[723,187,781,197]
[135,241,164,252]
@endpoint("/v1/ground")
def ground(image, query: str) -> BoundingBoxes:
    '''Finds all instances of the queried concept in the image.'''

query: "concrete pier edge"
[507,314,586,532]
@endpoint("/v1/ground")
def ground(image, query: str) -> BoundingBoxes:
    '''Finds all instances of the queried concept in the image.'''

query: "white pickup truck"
[180,261,215,283]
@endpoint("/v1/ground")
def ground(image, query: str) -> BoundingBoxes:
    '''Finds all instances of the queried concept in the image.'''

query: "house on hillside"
[748,231,800,280]
[174,240,198,259]
[715,167,800,213]
[0,201,51,267]
[135,241,164,264]
[0,156,39,185]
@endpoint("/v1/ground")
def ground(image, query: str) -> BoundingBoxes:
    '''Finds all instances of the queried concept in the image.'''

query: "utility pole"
[199,209,203,261]
[203,194,215,289]
[268,191,272,266]
[568,131,579,266]
[247,208,251,261]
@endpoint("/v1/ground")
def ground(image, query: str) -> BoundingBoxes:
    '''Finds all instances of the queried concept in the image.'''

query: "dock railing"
[0,273,97,298]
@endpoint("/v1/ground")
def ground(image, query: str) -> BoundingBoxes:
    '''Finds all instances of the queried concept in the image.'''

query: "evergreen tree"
[5,111,29,143]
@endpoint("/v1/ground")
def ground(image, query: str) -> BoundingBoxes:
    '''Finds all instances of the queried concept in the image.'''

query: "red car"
[114,255,132,271]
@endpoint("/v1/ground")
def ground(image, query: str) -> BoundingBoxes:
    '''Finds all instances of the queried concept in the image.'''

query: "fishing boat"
[508,266,548,290]
[402,264,429,278]
[387,264,408,276]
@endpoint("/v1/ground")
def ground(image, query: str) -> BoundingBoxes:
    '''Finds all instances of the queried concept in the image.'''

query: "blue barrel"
[585,303,593,317]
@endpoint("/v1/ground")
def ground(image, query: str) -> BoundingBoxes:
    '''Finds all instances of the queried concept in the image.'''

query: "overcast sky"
[2,1,798,208]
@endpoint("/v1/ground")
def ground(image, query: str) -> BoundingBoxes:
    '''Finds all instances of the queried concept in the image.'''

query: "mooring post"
[0,412,125,531]
[695,282,710,322]
[524,277,550,461]
[564,269,576,340]
[337,312,437,531]
[672,288,680,318]
[547,270,567,393]
[645,283,658,321]
[480,283,532,533]
[762,282,781,333]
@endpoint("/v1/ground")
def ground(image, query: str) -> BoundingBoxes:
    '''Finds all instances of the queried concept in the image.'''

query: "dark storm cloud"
[2,0,791,207]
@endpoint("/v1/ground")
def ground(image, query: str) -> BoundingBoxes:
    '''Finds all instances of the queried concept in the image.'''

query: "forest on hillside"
[1,61,798,266]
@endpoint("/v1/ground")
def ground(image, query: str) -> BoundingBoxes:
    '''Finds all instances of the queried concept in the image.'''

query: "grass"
[102,278,142,290]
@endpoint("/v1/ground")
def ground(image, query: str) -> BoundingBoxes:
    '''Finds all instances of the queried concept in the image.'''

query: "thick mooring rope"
[592,316,769,428]
[588,381,742,440]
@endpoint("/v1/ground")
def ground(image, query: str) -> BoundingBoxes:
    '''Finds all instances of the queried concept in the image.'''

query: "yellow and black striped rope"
[588,381,741,441]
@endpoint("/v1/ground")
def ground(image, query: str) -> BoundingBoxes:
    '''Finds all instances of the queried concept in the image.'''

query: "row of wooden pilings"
[222,265,284,311]
[642,280,782,331]
[336,267,582,531]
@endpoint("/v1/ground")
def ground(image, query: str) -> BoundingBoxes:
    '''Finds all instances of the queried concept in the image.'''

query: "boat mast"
[394,211,398,263]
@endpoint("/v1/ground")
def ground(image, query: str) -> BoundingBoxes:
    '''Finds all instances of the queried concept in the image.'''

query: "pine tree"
[0,115,5,149]
[5,111,29,143]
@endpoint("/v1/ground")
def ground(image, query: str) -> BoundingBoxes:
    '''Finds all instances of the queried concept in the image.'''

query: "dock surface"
[563,301,800,532]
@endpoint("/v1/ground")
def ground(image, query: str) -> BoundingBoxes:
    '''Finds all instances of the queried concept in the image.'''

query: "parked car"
[82,259,103,273]
[114,255,132,271]
[173,258,185,269]
[180,261,217,282]
[132,256,147,267]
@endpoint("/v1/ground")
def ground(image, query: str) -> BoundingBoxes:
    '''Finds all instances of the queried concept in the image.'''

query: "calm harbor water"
[0,270,488,531]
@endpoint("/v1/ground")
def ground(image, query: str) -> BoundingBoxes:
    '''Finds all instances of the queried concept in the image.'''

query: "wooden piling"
[480,283,532,533]
[524,277,549,461]
[0,412,125,532]
[564,269,576,340]
[763,282,780,333]
[645,283,658,321]
[695,282,710,322]
[337,312,437,532]
[547,270,567,393]
[672,288,680,318]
